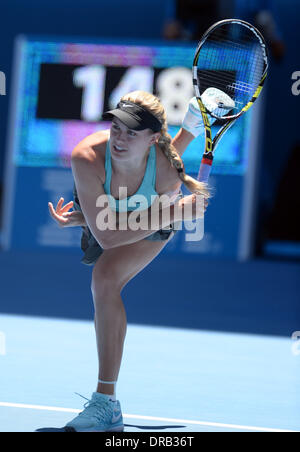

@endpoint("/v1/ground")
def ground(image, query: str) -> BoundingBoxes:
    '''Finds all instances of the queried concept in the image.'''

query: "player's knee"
[91,260,122,299]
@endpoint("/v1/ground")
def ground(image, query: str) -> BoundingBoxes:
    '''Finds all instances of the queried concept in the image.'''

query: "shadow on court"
[124,423,186,430]
[36,424,186,432]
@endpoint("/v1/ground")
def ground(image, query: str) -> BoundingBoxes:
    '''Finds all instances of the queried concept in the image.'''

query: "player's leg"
[91,234,174,397]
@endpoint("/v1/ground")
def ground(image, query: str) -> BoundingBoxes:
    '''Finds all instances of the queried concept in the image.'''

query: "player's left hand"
[48,197,85,228]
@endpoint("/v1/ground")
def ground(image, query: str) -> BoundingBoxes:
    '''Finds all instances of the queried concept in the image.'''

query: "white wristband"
[182,97,205,138]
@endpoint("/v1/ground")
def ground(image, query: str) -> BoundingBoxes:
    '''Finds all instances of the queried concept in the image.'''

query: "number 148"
[73,65,193,125]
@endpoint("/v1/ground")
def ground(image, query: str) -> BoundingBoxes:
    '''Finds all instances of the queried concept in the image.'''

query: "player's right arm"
[71,145,205,249]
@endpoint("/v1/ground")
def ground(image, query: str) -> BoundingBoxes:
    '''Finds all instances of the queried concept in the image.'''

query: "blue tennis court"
[1,0,300,436]
[0,312,299,432]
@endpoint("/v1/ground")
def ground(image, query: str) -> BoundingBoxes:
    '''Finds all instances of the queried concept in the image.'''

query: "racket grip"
[197,162,212,183]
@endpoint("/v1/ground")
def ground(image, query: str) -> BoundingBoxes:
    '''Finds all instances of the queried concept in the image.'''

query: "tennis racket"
[193,19,269,183]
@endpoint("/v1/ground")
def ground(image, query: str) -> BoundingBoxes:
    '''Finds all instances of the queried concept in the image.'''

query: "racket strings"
[196,24,266,116]
[197,59,263,89]
[203,26,263,53]
[197,69,258,111]
[199,44,264,83]
[198,69,257,92]
[197,38,264,65]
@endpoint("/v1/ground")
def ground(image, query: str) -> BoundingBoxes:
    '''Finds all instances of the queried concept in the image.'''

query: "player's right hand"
[177,194,208,221]
[48,197,85,228]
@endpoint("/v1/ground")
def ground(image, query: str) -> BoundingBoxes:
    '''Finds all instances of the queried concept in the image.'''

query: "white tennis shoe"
[65,392,124,432]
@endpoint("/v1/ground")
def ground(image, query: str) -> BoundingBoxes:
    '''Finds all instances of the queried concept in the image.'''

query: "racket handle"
[197,162,212,183]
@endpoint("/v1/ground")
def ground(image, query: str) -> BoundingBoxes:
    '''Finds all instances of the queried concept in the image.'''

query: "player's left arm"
[171,127,195,157]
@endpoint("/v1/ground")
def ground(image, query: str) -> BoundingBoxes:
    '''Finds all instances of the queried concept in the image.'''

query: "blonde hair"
[121,91,210,198]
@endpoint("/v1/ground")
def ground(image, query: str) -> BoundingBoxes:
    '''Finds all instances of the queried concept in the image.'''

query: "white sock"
[98,379,117,401]
[98,392,116,402]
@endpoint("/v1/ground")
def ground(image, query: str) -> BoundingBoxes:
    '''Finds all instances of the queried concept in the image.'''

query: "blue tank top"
[103,140,159,212]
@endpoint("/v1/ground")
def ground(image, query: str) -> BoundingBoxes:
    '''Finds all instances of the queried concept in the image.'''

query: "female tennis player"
[48,90,210,432]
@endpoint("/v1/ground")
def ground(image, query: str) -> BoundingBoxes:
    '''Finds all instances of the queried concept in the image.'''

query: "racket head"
[193,19,269,121]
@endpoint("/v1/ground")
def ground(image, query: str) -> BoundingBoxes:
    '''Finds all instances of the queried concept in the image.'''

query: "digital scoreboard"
[13,39,250,172]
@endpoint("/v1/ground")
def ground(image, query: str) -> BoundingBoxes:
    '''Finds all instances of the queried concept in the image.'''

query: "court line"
[0,401,297,432]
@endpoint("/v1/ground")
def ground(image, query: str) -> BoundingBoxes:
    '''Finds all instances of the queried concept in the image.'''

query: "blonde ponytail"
[157,126,210,198]
[121,91,211,198]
